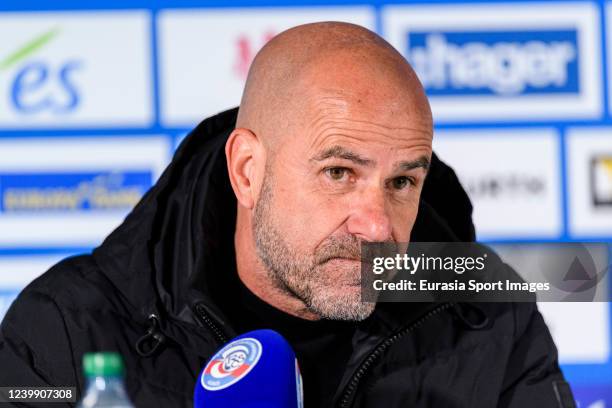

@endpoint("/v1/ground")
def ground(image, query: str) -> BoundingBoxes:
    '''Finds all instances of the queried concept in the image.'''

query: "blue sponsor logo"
[0,28,83,115]
[407,30,579,96]
[0,171,152,213]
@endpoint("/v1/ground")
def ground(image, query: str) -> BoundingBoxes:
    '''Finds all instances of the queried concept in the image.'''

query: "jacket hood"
[92,107,475,329]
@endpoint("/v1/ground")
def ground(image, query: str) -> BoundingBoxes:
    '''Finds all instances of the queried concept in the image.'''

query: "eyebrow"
[311,145,374,167]
[312,145,430,172]
[396,156,430,172]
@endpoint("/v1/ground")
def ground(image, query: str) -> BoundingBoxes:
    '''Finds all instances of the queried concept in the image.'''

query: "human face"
[253,87,432,321]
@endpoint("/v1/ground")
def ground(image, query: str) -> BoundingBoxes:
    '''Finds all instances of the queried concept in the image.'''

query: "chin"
[308,285,375,321]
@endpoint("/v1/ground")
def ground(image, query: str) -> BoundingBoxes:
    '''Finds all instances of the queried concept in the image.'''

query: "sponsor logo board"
[539,302,610,364]
[0,136,170,246]
[0,11,152,127]
[433,129,561,239]
[382,3,601,121]
[566,128,612,237]
[158,7,375,126]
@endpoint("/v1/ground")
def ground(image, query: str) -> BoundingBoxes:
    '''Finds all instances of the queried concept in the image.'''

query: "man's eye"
[325,167,349,181]
[391,176,413,190]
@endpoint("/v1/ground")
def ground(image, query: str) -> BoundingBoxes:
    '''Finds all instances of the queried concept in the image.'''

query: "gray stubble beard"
[252,171,376,321]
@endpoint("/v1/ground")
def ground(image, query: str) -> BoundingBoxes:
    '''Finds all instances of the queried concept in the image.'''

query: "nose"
[346,188,393,243]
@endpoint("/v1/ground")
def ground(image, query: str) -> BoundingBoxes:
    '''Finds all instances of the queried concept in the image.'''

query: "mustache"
[315,235,396,264]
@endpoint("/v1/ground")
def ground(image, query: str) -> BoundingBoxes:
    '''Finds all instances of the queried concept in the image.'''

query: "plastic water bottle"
[76,352,135,408]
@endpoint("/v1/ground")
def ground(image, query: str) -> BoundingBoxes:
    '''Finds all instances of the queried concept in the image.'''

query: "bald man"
[231,22,432,323]
[0,23,572,407]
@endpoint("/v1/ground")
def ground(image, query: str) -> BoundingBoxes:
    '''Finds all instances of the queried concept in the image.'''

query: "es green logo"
[0,27,82,114]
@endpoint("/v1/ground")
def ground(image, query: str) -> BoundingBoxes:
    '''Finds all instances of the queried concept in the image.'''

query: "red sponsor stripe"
[204,360,221,375]
[230,363,251,378]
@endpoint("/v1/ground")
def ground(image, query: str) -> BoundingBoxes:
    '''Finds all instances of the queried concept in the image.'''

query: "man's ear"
[225,128,264,209]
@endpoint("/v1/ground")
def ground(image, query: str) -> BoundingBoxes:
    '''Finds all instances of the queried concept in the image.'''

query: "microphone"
[194,329,304,408]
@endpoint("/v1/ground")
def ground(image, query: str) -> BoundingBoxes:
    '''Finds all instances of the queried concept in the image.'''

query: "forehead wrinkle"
[307,119,432,153]
[314,90,353,103]
[307,99,350,129]
[315,119,432,138]
[307,92,431,133]
[305,97,432,148]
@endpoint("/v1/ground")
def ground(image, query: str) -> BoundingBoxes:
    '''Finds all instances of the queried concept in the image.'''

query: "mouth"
[320,258,363,284]
[322,257,362,264]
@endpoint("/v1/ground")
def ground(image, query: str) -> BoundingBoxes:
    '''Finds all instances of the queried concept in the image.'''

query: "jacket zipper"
[338,302,453,408]
[193,303,229,345]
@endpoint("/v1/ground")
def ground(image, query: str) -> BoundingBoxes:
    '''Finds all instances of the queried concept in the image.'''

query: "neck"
[234,208,320,321]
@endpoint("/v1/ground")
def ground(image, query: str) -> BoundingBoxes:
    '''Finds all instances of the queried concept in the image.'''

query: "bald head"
[236,22,432,149]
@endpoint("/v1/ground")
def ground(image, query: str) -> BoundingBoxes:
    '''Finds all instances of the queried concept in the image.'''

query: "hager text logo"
[407,30,579,97]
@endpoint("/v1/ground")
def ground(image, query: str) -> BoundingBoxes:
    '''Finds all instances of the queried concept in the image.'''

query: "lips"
[319,258,363,286]
[322,256,362,264]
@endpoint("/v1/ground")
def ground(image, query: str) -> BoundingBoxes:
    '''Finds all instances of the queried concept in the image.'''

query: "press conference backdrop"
[0,0,610,405]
